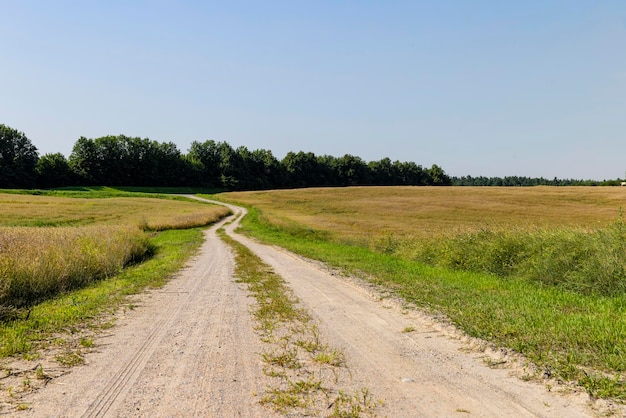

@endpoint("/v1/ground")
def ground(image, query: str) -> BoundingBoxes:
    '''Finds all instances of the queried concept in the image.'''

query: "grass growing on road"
[219,187,626,401]
[220,230,380,417]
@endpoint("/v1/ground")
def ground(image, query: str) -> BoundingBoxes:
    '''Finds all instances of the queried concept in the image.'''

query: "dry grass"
[222,186,626,401]
[0,225,150,308]
[0,194,230,230]
[0,192,230,310]
[225,186,626,241]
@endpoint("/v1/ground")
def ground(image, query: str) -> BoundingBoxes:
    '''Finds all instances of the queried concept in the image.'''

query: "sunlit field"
[0,193,230,230]
[0,192,230,310]
[225,186,626,240]
[221,186,626,400]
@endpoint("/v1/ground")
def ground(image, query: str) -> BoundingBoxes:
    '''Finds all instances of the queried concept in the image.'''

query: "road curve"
[203,197,598,418]
[19,196,600,417]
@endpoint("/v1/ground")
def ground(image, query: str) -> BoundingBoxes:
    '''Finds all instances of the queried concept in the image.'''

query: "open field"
[0,189,231,409]
[223,186,626,240]
[219,186,626,401]
[0,191,230,230]
[0,191,230,310]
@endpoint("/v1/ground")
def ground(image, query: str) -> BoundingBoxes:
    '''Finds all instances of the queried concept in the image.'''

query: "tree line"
[0,124,451,190]
[451,175,621,187]
[2,124,620,190]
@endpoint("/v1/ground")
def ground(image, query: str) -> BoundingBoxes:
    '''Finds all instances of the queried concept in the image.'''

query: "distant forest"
[0,124,621,190]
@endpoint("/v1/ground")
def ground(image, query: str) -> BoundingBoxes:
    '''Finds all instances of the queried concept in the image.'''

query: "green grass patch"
[225,203,626,401]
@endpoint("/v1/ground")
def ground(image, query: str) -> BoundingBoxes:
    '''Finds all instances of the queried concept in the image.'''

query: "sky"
[1,1,625,180]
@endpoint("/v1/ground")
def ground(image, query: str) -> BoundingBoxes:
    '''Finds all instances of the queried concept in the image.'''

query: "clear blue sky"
[2,1,625,180]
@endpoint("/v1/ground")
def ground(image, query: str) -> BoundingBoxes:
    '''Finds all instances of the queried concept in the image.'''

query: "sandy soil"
[10,197,619,417]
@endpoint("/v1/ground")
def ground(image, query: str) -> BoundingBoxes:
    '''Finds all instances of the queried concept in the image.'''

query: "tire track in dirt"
[19,209,279,418]
[82,239,223,417]
[81,296,184,417]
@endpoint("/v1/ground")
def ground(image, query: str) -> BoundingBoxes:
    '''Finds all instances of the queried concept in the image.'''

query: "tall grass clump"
[403,216,626,296]
[142,209,231,231]
[0,225,151,309]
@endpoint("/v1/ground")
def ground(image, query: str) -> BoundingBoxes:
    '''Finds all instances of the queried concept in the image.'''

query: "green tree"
[333,154,371,186]
[0,124,39,188]
[282,151,324,187]
[68,136,104,185]
[187,140,223,187]
[216,141,244,189]
[237,147,284,190]
[36,153,73,188]
[69,135,189,187]
[428,164,451,186]
[369,158,397,185]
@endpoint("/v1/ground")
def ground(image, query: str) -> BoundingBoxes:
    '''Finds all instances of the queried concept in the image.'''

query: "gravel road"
[18,197,602,417]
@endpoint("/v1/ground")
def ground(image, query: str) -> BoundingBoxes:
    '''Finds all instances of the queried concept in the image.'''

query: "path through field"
[19,198,601,417]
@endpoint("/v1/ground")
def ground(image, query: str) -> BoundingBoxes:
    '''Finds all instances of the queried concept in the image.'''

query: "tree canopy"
[0,124,39,188]
[2,123,615,190]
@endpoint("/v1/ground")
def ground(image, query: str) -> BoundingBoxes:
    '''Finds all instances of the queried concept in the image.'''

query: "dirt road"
[19,198,602,417]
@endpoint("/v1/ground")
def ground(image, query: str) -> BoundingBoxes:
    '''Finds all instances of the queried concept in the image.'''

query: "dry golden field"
[225,186,626,240]
[0,194,230,230]
[0,193,230,308]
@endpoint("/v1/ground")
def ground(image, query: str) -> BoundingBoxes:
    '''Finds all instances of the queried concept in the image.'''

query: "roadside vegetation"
[220,230,379,417]
[0,189,230,357]
[218,186,626,401]
[0,225,149,311]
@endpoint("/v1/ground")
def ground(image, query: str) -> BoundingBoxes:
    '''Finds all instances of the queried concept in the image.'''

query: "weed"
[293,324,323,353]
[328,388,380,418]
[314,348,346,368]
[55,351,83,366]
[402,326,415,333]
[262,349,301,369]
[79,337,94,348]
[35,365,45,380]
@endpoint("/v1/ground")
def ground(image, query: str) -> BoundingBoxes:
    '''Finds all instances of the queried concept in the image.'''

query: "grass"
[402,216,626,296]
[0,191,230,230]
[0,225,151,309]
[219,230,379,416]
[220,186,626,241]
[0,186,223,198]
[0,191,230,311]
[0,227,206,358]
[0,188,230,363]
[217,187,626,401]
